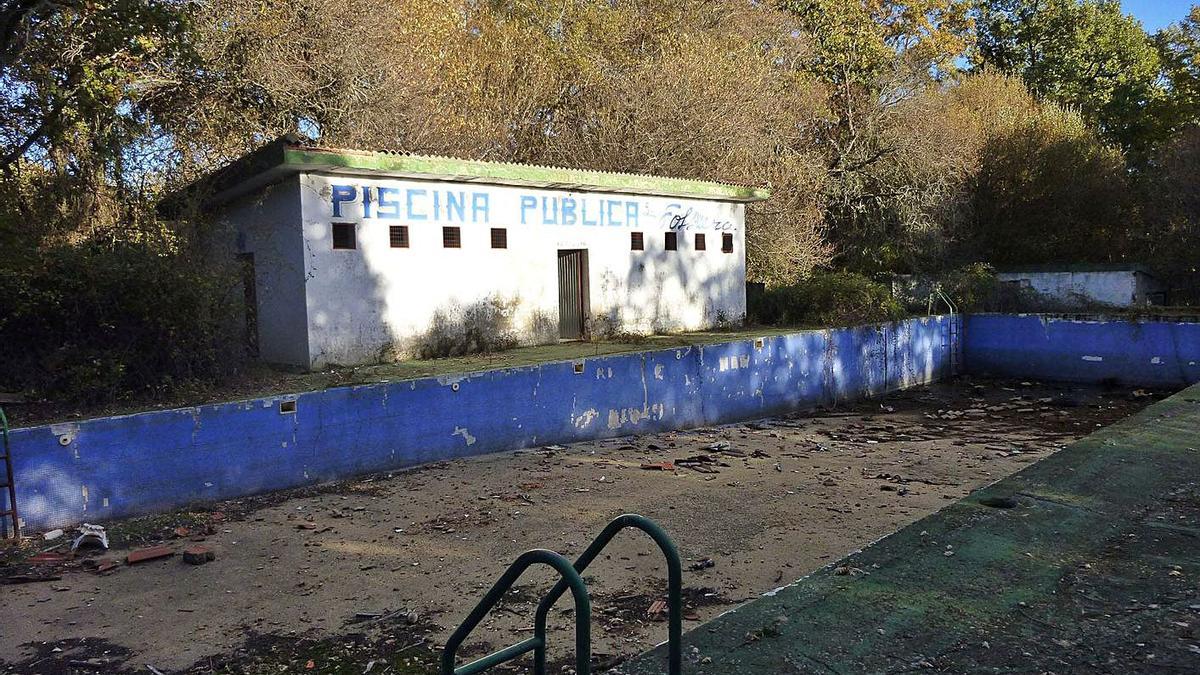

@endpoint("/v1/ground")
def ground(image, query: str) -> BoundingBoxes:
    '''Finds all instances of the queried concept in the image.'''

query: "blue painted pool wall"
[9,316,956,530]
[964,314,1200,388]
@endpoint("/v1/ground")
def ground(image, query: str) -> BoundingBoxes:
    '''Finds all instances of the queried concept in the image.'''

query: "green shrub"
[750,272,905,327]
[935,264,991,310]
[0,241,242,404]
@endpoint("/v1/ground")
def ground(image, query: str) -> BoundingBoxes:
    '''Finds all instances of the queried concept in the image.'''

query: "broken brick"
[95,559,121,574]
[182,546,215,565]
[646,599,668,620]
[172,527,191,538]
[126,545,175,564]
[28,553,67,565]
[640,462,676,471]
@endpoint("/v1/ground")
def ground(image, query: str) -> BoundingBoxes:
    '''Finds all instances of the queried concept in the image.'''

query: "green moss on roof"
[163,135,769,213]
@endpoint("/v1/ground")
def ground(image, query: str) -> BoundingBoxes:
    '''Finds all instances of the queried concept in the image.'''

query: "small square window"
[664,231,678,251]
[631,232,644,251]
[722,233,734,253]
[490,228,507,249]
[694,233,706,251]
[331,222,356,250]
[389,225,409,248]
[443,226,461,248]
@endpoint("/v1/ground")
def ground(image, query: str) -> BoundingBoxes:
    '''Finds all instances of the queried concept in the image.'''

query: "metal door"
[557,249,587,339]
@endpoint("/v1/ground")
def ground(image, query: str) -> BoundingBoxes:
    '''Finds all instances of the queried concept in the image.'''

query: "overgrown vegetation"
[749,272,904,327]
[0,241,241,403]
[0,0,1198,405]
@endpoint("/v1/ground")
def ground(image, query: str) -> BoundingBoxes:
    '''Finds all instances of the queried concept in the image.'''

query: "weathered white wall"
[211,177,310,365]
[295,172,747,368]
[996,271,1149,307]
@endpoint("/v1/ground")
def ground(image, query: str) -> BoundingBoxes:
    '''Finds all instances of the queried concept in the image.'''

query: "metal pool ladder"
[0,407,19,538]
[440,513,682,675]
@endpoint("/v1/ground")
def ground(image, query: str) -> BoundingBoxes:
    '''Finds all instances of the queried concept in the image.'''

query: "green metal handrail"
[441,514,682,675]
[533,514,682,675]
[0,406,17,539]
[440,549,591,675]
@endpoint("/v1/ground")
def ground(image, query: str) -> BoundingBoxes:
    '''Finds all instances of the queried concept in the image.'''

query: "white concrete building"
[171,136,768,368]
[996,265,1164,309]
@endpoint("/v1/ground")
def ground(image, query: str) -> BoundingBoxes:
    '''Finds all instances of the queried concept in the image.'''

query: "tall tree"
[974,0,1165,153]
[0,0,193,242]
[1155,5,1200,134]
[779,0,974,273]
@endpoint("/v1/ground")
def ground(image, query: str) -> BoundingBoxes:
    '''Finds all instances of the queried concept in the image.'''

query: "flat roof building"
[996,264,1164,308]
[170,136,768,369]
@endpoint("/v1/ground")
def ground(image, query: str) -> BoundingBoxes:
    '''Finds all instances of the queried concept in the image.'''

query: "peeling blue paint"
[10,316,957,530]
[964,314,1200,388]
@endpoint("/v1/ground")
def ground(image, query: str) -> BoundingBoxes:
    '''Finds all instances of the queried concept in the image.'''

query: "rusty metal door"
[557,249,587,340]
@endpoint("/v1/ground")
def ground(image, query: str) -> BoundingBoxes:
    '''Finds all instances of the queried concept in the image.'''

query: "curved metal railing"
[534,514,681,675]
[440,514,682,675]
[440,549,591,675]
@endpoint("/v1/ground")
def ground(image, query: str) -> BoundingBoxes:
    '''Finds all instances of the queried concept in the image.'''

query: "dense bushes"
[0,242,242,404]
[749,272,905,327]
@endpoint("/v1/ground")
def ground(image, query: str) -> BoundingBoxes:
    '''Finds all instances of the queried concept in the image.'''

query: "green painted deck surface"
[617,384,1200,674]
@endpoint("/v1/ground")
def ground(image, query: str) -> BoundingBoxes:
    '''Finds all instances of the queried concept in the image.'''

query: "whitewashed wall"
[996,271,1150,308]
[295,173,747,367]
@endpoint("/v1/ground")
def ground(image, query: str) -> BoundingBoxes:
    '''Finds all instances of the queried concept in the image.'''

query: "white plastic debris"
[70,523,109,551]
[43,528,65,541]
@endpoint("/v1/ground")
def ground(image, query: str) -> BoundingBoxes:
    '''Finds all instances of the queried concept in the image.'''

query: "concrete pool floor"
[0,377,1173,674]
[618,382,1200,674]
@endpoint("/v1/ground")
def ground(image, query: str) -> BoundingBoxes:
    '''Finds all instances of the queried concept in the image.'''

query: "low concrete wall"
[10,316,957,530]
[965,314,1200,388]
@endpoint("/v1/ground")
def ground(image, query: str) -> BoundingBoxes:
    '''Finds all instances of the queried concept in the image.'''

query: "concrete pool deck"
[616,382,1200,674]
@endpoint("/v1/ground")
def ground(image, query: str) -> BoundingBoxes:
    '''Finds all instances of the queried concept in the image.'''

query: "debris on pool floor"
[0,377,1168,674]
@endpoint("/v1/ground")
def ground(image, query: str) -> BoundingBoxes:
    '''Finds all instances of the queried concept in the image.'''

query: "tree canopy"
[974,0,1168,152]
[2,0,1198,404]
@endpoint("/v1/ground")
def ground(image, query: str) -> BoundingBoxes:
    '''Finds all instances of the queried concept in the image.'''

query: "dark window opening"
[491,228,507,249]
[664,231,678,251]
[721,233,734,253]
[630,232,644,251]
[443,226,462,248]
[332,222,356,250]
[389,225,409,248]
[694,233,706,251]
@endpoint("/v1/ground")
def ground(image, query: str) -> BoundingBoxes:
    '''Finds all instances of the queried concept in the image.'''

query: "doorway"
[557,249,588,340]
[238,253,259,356]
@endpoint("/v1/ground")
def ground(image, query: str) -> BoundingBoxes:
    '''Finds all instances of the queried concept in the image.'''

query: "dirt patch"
[0,378,1167,673]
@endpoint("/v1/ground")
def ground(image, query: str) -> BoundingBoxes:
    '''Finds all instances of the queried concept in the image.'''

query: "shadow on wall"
[306,224,743,367]
[302,223,394,369]
[590,234,745,337]
[10,316,956,530]
[411,296,558,359]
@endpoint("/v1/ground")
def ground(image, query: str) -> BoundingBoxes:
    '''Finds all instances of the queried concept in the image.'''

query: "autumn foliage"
[0,0,1198,403]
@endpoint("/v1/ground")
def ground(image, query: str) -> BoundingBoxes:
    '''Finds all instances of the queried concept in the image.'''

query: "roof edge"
[281,146,770,203]
[160,136,770,214]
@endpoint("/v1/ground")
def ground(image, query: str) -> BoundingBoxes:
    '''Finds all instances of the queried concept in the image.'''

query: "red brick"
[126,545,175,564]
[28,552,67,564]
[182,546,215,565]
[640,462,676,471]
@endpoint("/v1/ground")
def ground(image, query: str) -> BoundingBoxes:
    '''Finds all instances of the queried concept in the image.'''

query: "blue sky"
[1123,0,1194,32]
